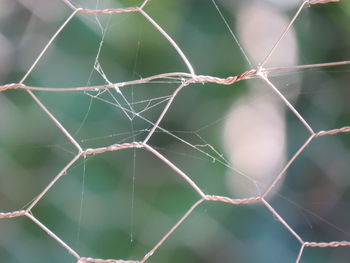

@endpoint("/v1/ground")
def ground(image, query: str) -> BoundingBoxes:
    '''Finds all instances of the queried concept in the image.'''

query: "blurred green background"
[0,0,350,262]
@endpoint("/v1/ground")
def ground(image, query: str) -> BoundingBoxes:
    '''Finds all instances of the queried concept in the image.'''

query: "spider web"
[1,0,350,262]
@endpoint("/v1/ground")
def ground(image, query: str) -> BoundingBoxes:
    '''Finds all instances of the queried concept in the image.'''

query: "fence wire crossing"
[1,0,350,262]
